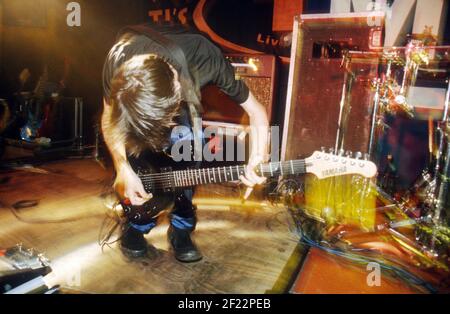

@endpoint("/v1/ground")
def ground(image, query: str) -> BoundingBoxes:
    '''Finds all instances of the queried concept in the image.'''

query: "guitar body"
[121,150,191,225]
[20,110,42,142]
[19,66,48,142]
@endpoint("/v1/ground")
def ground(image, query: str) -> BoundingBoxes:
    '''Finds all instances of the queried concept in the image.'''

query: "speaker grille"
[201,54,277,125]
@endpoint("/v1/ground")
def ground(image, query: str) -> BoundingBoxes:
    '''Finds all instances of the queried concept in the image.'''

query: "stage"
[0,158,303,294]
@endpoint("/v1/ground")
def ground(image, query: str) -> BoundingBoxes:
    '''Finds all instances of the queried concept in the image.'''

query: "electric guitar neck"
[137,151,378,192]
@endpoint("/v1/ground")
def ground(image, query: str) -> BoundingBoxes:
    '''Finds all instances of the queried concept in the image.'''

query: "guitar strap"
[118,24,203,162]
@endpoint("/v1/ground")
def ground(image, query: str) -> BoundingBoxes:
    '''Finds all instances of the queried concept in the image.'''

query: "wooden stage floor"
[0,158,302,294]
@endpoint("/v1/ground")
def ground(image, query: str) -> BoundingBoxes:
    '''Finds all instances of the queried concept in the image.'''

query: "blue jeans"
[130,188,197,233]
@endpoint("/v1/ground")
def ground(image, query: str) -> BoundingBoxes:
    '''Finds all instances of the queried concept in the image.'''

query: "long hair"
[109,54,181,156]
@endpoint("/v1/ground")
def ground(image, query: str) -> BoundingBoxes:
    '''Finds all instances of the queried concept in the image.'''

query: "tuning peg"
[328,148,335,154]
[354,152,363,160]
[321,147,326,153]
[364,153,370,161]
[338,149,345,156]
[330,148,339,161]
[345,151,352,158]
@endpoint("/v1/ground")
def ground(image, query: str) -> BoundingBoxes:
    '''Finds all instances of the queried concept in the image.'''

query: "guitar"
[120,150,378,225]
[20,66,48,142]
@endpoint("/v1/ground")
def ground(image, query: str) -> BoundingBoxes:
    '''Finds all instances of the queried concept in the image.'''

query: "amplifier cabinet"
[201,54,277,126]
[201,54,278,163]
[281,13,385,161]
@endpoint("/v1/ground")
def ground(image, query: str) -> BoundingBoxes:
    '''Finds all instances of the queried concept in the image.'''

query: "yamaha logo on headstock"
[306,150,378,179]
[322,166,348,178]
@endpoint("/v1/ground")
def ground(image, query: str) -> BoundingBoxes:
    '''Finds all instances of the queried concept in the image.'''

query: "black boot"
[168,225,202,263]
[120,225,148,258]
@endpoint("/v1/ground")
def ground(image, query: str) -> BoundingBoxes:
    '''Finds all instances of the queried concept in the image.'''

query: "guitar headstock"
[306,150,378,180]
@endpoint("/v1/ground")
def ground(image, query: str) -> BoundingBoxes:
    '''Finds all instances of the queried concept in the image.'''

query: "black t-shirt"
[102,25,249,105]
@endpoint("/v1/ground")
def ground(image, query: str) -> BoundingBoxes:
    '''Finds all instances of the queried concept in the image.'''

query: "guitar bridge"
[160,167,174,192]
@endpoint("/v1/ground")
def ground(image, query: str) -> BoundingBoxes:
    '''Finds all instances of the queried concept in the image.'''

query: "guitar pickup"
[159,167,174,192]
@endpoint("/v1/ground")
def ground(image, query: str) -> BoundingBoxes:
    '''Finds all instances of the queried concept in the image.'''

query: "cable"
[292,208,438,293]
[273,178,439,293]
[97,201,126,251]
[1,183,115,225]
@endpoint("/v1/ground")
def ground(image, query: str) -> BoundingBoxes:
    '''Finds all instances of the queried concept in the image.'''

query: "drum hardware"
[367,54,414,159]
[368,78,382,157]
[369,44,431,128]
[432,144,450,225]
[392,43,429,117]
[378,154,398,196]
[335,54,355,153]
[324,47,450,236]
[361,48,447,226]
[397,81,450,223]
[395,78,450,257]
[364,183,449,268]
[429,79,450,225]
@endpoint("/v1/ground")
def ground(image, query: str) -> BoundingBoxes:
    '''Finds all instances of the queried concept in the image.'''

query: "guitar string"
[137,163,308,184]
[138,163,309,188]
[136,161,309,179]
[138,163,368,189]
[135,158,368,189]
[123,156,368,191]
[139,173,308,188]
[137,162,308,182]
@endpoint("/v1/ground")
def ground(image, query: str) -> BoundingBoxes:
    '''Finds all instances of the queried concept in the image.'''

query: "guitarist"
[101,24,269,262]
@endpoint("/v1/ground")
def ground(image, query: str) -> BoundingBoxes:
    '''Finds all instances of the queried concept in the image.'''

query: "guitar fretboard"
[139,160,307,191]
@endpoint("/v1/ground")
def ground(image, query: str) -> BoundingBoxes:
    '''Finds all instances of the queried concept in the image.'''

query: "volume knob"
[133,213,142,221]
